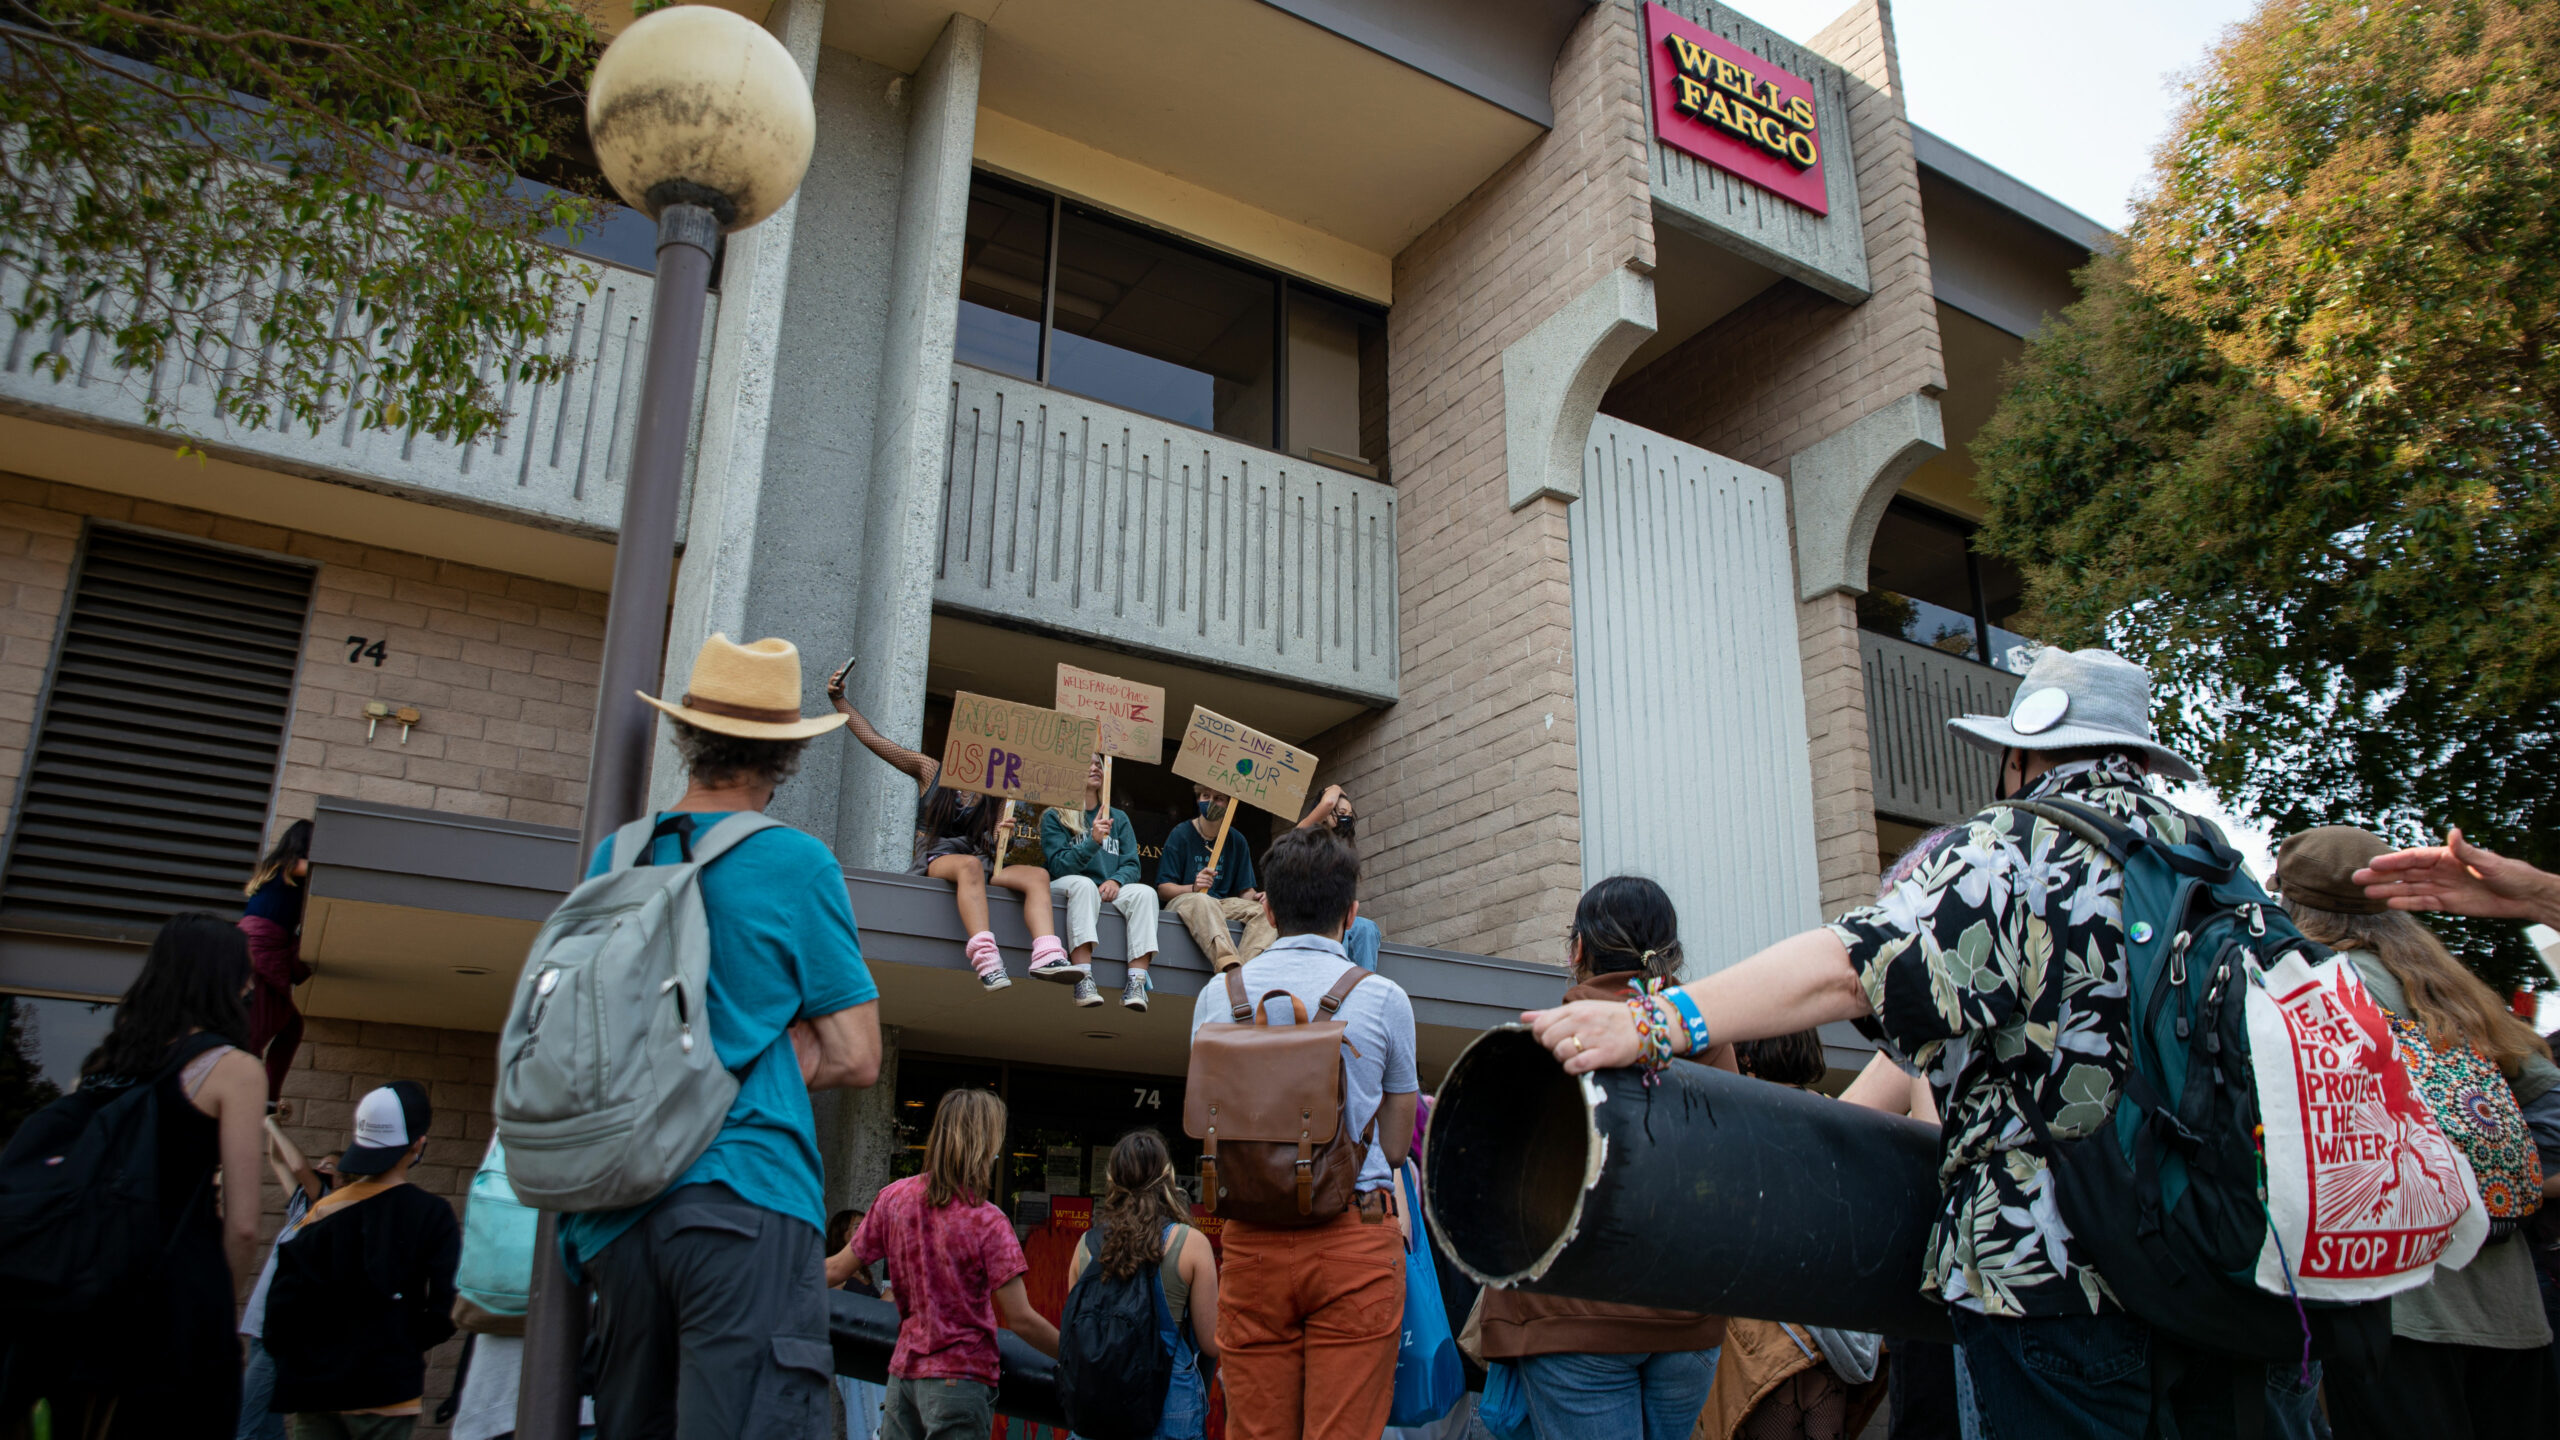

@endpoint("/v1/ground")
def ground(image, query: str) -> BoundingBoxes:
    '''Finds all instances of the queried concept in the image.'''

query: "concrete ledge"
[1787,393,1944,601]
[1502,266,1658,511]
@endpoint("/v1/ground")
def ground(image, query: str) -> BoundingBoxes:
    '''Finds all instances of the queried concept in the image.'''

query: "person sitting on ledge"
[829,658,1072,995]
[1043,754,1160,1010]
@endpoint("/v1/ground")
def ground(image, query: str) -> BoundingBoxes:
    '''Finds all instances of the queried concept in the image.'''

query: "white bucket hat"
[1946,647,2200,783]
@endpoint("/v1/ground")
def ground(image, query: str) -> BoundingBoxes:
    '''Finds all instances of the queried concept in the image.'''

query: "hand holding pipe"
[1423,1026,1955,1342]
[828,1290,1067,1428]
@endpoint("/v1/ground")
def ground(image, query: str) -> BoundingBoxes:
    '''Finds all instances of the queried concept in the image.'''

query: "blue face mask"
[1197,801,1215,819]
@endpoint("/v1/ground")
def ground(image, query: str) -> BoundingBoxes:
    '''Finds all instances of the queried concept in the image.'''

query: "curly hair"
[670,718,807,789]
[1093,1129,1190,1281]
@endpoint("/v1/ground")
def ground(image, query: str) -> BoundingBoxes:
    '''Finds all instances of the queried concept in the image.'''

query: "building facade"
[0,0,2106,1420]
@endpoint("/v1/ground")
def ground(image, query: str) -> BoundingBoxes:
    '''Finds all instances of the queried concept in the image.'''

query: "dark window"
[0,526,314,941]
[955,172,1387,478]
[1,992,115,1144]
[892,1056,1206,1214]
[958,175,1051,380]
[1858,500,2034,673]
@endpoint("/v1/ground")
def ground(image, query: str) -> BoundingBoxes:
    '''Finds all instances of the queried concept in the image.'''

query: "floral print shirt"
[1828,755,2199,1318]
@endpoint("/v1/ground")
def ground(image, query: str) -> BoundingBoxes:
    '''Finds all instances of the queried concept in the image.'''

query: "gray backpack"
[495,811,778,1211]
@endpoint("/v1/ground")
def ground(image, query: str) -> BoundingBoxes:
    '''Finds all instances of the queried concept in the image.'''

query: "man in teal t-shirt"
[567,636,882,1440]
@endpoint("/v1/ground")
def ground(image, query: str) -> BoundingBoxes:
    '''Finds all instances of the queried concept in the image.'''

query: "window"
[1,993,115,1144]
[0,526,315,941]
[1858,500,2033,672]
[954,172,1388,478]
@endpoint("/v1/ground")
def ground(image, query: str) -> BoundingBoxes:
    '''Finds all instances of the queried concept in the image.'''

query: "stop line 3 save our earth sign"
[1169,706,1316,822]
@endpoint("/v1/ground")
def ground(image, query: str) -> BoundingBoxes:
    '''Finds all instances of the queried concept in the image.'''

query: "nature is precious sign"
[1643,2,1828,215]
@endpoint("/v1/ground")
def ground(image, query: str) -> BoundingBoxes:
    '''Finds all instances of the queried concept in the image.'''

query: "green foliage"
[0,0,609,444]
[1974,0,2560,993]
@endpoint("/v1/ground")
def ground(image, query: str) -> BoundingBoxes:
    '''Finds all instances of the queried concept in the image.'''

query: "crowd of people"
[4,631,2558,1440]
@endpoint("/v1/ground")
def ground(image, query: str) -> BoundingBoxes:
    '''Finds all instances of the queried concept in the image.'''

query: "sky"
[1733,0,2284,864]
[1732,0,2260,230]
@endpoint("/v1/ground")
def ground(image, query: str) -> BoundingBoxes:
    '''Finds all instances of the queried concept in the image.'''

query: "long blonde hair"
[924,1087,1007,1207]
[2286,902,2553,1077]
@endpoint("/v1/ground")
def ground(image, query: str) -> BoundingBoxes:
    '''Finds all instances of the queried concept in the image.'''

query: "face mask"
[1197,801,1216,819]
[1995,749,2023,802]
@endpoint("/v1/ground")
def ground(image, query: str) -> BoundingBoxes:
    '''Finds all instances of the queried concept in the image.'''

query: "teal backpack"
[1989,798,2389,1367]
[455,1137,539,1316]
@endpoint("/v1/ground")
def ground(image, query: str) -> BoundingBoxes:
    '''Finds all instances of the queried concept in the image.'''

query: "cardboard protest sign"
[1054,664,1166,762]
[939,692,1097,809]
[1170,706,1317,822]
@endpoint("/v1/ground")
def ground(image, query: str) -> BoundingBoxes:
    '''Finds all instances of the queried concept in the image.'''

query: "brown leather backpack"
[1184,966,1373,1227]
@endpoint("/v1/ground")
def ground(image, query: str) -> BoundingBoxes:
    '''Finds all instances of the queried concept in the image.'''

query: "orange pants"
[1214,1204,1406,1440]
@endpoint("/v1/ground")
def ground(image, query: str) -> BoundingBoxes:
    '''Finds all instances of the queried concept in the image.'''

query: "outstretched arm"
[2355,827,2560,928]
[827,659,936,792]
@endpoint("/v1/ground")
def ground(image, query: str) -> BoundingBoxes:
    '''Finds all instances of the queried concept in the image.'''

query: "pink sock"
[1030,935,1071,969]
[965,932,1004,981]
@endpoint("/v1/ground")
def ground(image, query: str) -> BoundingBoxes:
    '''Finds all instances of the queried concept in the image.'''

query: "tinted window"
[958,178,1050,380]
[1050,211,1275,447]
[1286,288,1388,479]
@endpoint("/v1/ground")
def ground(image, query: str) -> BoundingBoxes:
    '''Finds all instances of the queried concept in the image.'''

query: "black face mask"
[1995,749,2023,803]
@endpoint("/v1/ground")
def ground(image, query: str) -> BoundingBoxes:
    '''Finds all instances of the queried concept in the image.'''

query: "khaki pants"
[1167,892,1274,971]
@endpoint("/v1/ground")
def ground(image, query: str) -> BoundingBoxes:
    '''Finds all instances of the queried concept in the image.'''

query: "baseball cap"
[338,1080,431,1176]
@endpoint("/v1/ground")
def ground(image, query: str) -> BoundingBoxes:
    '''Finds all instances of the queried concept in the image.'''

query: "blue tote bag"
[1387,1166,1465,1427]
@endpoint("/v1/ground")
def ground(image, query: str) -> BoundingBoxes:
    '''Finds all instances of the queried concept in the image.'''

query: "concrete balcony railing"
[1862,630,2019,827]
[0,256,715,538]
[935,364,1399,705]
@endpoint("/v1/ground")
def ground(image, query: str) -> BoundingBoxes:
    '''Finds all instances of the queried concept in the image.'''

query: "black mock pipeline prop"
[829,1290,1068,1427]
[1425,1026,1955,1342]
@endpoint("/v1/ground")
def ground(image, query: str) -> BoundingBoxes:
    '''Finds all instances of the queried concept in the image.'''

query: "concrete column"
[817,1023,902,1214]
[651,0,831,811]
[835,15,983,870]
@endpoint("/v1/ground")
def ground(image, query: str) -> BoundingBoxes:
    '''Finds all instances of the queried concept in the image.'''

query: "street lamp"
[519,10,814,1439]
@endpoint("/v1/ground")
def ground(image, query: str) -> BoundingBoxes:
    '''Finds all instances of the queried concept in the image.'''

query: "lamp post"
[517,10,814,1439]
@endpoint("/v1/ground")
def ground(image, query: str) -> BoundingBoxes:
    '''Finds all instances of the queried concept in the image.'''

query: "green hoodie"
[1039,804,1141,886]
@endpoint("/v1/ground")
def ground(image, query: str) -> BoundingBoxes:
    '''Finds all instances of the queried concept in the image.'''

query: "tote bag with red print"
[2246,948,2486,1301]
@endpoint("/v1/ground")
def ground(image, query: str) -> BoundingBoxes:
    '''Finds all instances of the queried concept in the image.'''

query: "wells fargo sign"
[1644,3,1828,215]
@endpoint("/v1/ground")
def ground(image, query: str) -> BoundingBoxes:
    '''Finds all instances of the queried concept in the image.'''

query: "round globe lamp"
[586,4,816,231]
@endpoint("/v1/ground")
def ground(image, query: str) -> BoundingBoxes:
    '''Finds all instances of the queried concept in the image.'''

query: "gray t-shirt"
[1190,933,1418,1191]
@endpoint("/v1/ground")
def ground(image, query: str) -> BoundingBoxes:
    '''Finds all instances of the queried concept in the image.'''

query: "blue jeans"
[1513,1347,1718,1440]
[1950,1310,2326,1440]
[237,1335,285,1440]
[1346,918,1381,971]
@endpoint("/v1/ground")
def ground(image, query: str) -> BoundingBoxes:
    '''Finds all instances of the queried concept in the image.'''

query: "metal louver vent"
[0,526,314,941]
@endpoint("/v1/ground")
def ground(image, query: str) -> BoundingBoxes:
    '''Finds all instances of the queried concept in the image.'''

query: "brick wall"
[265,1017,495,1435]
[0,471,605,835]
[1314,0,1654,962]
[1600,0,1940,914]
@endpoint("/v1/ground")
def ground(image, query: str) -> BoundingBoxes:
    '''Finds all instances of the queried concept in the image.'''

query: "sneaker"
[966,933,1009,993]
[1121,970,1152,1011]
[1072,976,1105,1008]
[1028,937,1086,980]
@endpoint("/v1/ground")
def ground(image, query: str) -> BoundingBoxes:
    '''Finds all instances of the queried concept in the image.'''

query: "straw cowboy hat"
[640,634,848,741]
[1946,646,2201,783]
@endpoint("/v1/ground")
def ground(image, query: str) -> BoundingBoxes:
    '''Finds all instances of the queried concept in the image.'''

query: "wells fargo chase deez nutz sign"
[1643,2,1828,216]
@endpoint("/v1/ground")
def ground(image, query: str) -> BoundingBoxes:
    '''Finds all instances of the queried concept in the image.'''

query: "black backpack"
[0,1032,225,1336]
[1056,1212,1176,1440]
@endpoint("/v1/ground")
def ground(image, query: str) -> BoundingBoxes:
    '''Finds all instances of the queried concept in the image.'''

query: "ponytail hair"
[1570,876,1683,983]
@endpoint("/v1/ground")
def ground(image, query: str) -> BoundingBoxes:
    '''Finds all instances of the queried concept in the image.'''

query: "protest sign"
[1055,664,1165,762]
[939,692,1097,810]
[1170,706,1317,822]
